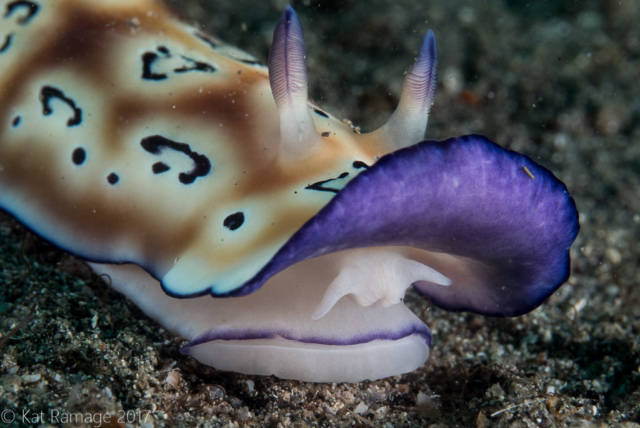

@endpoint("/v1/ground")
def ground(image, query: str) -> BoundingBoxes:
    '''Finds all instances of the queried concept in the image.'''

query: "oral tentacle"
[312,247,451,321]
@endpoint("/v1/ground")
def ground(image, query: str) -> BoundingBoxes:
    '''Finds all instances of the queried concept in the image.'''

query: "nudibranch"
[0,0,579,382]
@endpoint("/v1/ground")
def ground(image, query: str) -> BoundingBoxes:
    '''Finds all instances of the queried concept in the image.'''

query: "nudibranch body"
[0,0,579,382]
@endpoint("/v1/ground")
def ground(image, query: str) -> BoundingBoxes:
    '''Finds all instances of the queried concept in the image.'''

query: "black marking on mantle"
[107,173,119,185]
[141,135,211,185]
[352,160,369,170]
[72,147,86,165]
[142,46,216,81]
[223,212,245,231]
[40,86,82,127]
[5,0,39,25]
[152,162,170,174]
[312,108,329,118]
[11,115,20,127]
[142,50,168,81]
[0,33,12,53]
[305,172,349,194]
[174,56,216,73]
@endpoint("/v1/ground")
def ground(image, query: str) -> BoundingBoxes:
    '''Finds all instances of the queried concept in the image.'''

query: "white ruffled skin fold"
[89,248,434,383]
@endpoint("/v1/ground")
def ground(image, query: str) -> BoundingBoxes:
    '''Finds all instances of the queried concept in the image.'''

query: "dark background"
[1,0,639,426]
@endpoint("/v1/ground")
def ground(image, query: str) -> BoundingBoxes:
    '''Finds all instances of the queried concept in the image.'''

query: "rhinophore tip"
[378,30,439,150]
[268,5,322,162]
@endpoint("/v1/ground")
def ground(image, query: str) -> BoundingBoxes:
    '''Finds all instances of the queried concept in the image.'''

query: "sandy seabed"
[1,0,639,426]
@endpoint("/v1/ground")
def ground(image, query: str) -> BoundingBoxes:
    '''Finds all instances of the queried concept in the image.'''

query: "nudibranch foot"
[183,333,429,384]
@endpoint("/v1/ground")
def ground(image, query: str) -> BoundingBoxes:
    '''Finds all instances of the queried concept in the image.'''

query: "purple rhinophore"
[268,5,308,109]
[409,29,438,109]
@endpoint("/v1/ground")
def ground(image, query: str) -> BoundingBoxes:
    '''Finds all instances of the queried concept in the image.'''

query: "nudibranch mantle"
[0,0,579,382]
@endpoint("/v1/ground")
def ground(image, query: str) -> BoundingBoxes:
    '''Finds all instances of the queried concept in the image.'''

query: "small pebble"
[21,373,41,384]
[2,374,22,393]
[354,402,368,414]
[236,407,252,421]
[165,371,180,389]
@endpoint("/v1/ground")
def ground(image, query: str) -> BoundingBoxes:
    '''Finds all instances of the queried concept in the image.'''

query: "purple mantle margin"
[206,134,579,318]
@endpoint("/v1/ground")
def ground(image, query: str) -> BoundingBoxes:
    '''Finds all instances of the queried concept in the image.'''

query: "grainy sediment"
[1,0,639,426]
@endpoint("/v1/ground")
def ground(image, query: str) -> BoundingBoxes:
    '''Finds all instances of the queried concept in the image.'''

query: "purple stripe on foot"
[181,322,431,352]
